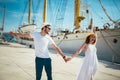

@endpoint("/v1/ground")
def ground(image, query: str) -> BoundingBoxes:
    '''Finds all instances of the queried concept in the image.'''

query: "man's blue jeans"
[35,57,52,80]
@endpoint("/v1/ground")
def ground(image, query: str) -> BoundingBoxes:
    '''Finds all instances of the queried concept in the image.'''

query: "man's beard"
[45,30,49,34]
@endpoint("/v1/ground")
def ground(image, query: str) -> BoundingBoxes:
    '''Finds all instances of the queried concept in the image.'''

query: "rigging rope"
[100,30,120,58]
[87,0,108,25]
[19,1,28,26]
[53,0,67,29]
[98,0,116,23]
[113,0,120,13]
[32,0,40,21]
[53,0,62,29]
[104,30,120,39]
[56,33,68,46]
[49,0,68,46]
[49,0,53,23]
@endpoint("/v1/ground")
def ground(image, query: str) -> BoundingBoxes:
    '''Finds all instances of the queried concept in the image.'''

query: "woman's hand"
[65,56,72,62]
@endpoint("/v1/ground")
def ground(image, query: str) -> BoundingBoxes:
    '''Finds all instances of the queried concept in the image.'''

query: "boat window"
[66,36,68,39]
[113,39,117,44]
[76,35,78,38]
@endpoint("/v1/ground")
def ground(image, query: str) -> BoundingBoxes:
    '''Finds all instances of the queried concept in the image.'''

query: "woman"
[66,33,98,80]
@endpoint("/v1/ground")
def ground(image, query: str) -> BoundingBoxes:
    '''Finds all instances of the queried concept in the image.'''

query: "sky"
[0,0,120,32]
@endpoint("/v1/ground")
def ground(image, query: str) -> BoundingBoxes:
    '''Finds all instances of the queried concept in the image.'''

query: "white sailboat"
[51,0,120,63]
[10,0,120,63]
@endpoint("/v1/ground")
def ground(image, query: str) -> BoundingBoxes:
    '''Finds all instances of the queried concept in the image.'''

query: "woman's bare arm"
[71,43,87,58]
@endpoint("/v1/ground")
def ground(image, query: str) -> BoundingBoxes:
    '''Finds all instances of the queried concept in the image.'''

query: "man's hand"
[63,56,72,62]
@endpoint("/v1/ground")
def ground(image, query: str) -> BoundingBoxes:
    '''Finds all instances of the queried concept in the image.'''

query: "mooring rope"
[100,30,120,58]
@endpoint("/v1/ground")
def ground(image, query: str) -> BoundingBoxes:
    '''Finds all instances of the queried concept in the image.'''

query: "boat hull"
[51,29,120,63]
[13,29,120,63]
[20,24,36,33]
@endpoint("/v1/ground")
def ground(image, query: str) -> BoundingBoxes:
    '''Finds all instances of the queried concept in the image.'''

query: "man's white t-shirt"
[30,32,55,58]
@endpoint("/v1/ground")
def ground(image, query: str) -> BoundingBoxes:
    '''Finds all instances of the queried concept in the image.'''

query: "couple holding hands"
[30,23,98,80]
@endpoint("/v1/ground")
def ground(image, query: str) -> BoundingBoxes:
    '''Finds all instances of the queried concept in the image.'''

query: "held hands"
[63,56,72,62]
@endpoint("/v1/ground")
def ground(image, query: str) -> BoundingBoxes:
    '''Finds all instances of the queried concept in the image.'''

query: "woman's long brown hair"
[85,34,97,44]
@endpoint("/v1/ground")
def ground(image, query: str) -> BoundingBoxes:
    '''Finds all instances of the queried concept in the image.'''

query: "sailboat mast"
[43,0,47,23]
[28,0,32,24]
[2,6,6,31]
[74,0,85,29]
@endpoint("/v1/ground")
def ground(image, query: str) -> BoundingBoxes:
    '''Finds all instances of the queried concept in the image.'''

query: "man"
[30,22,66,80]
[9,22,66,80]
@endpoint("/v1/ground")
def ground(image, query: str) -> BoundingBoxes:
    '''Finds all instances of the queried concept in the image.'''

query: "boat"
[9,0,120,63]
[9,0,36,45]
